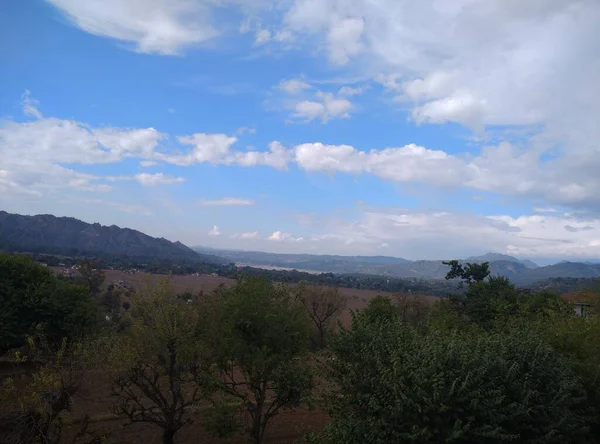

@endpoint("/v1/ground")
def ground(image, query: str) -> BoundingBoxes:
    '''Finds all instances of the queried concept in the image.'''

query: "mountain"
[465,253,539,269]
[196,247,599,285]
[0,211,221,263]
[194,249,411,274]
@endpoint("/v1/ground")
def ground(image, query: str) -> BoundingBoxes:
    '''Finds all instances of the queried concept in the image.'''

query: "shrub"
[319,310,589,444]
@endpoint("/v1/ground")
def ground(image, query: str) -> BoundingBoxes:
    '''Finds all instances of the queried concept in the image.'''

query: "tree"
[201,275,313,444]
[319,312,588,443]
[443,260,490,285]
[77,259,105,296]
[0,253,99,354]
[110,280,206,444]
[1,331,109,444]
[294,283,347,349]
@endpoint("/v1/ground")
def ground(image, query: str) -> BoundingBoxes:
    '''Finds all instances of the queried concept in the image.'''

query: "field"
[39,268,437,443]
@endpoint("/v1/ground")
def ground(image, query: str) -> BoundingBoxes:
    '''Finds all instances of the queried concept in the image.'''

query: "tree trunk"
[319,325,325,349]
[163,429,176,444]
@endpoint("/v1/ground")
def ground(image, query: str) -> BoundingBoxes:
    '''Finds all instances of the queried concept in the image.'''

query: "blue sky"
[1,0,600,260]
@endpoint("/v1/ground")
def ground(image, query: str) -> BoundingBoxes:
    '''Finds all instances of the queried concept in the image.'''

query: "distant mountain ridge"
[197,247,600,285]
[0,211,220,263]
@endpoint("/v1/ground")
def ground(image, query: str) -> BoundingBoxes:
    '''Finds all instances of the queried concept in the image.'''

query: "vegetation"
[110,281,206,444]
[3,252,600,444]
[293,282,347,349]
[320,309,588,443]
[199,276,314,444]
[0,253,99,354]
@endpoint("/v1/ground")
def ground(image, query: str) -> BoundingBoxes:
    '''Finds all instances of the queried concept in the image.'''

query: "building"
[563,291,597,316]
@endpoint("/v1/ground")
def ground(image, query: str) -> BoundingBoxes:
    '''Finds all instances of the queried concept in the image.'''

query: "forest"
[2,252,600,443]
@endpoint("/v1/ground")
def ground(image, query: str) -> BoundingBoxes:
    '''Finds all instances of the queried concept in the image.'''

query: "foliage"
[110,280,207,444]
[319,311,589,444]
[294,282,348,349]
[76,260,105,297]
[443,259,491,285]
[527,308,600,436]
[200,275,314,444]
[0,253,99,354]
[1,331,110,444]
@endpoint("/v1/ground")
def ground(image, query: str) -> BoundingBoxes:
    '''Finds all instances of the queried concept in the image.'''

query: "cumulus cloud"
[273,78,354,123]
[293,142,464,186]
[208,225,220,236]
[199,197,255,206]
[0,93,291,198]
[291,92,352,122]
[271,0,600,208]
[46,0,221,55]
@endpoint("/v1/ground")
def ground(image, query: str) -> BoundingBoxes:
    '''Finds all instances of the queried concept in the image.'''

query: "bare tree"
[294,283,348,349]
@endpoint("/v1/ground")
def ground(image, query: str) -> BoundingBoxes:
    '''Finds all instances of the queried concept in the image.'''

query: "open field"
[53,267,438,317]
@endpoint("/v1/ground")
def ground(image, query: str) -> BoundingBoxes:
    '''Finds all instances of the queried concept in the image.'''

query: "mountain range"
[0,211,221,263]
[1,210,599,286]
[194,247,600,286]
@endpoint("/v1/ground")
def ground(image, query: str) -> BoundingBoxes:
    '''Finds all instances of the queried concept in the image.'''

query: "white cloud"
[267,230,290,241]
[139,160,157,167]
[235,126,256,135]
[199,197,255,206]
[255,28,271,45]
[327,17,364,64]
[134,173,184,186]
[233,231,259,239]
[293,93,352,122]
[272,0,600,208]
[267,230,303,242]
[46,0,221,55]
[21,90,43,119]
[338,85,366,96]
[293,142,464,186]
[311,208,600,260]
[162,133,238,165]
[209,225,220,236]
[278,78,312,94]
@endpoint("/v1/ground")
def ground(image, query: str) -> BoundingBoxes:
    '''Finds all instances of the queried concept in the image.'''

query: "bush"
[319,309,589,444]
[0,253,99,354]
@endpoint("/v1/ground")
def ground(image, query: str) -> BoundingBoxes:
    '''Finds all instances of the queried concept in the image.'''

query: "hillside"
[0,211,221,263]
[198,247,600,285]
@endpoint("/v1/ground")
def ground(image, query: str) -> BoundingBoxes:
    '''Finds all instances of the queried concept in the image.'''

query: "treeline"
[24,252,457,296]
[3,252,600,443]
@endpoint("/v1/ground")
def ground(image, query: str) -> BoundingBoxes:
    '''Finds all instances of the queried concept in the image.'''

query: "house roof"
[562,291,598,305]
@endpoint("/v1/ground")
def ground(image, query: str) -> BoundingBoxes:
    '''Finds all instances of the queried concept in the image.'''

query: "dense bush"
[319,301,589,444]
[0,253,99,353]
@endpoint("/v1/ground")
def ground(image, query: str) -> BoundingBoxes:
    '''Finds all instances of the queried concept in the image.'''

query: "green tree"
[110,280,207,444]
[201,275,313,444]
[76,259,105,296]
[294,283,347,349]
[0,253,99,354]
[319,310,588,444]
[443,260,490,285]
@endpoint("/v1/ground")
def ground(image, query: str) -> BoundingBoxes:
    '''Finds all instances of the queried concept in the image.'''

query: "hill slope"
[197,247,599,284]
[0,211,219,263]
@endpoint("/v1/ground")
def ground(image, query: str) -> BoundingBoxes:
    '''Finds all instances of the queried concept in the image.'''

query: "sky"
[1,0,600,261]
